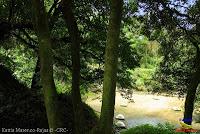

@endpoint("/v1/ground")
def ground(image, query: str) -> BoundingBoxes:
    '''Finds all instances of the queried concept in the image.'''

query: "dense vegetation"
[0,0,199,134]
[121,124,185,134]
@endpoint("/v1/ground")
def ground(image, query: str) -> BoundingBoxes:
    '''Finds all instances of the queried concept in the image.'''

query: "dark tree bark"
[32,0,63,132]
[61,0,86,133]
[97,0,123,134]
[31,57,41,89]
[184,49,200,125]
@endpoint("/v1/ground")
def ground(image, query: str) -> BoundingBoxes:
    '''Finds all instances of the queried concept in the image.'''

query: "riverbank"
[85,91,200,129]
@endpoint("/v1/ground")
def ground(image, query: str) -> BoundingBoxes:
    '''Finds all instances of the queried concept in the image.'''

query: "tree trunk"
[61,0,86,133]
[32,0,63,132]
[184,51,200,125]
[31,57,41,89]
[97,0,123,134]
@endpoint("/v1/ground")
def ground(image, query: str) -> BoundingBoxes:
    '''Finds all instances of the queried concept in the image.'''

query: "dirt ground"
[86,91,200,129]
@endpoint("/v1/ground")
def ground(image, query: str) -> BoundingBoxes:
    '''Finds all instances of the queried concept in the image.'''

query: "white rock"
[152,98,159,100]
[195,108,200,114]
[120,102,128,107]
[172,107,181,111]
[115,114,125,120]
[196,110,200,114]
[115,121,126,128]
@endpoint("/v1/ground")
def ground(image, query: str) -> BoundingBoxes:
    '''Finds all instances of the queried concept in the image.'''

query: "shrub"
[55,80,71,94]
[120,123,185,134]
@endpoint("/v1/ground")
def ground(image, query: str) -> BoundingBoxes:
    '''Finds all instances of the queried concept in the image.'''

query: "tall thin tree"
[97,0,123,133]
[32,0,63,132]
[61,0,86,133]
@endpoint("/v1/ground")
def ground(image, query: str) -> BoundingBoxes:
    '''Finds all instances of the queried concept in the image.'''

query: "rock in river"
[115,121,126,128]
[116,114,125,120]
[172,106,181,111]
[120,102,128,107]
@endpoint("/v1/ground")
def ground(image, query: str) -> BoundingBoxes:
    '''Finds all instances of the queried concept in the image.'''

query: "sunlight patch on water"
[126,116,178,128]
[147,98,168,109]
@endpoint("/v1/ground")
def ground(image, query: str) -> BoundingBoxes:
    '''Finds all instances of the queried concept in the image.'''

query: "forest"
[0,0,200,134]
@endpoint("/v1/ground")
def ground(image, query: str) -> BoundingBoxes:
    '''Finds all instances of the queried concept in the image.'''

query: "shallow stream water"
[86,92,200,129]
[126,116,169,128]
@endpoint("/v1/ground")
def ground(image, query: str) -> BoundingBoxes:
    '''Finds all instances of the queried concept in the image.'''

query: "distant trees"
[32,0,63,132]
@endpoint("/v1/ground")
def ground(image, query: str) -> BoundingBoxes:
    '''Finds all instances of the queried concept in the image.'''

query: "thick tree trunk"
[183,48,200,125]
[32,0,63,132]
[61,0,85,133]
[97,0,123,134]
[31,57,41,89]
[184,52,200,125]
[184,77,200,125]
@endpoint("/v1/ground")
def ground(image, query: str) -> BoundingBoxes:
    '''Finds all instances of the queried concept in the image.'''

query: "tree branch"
[13,32,38,51]
[21,29,38,44]
[48,0,59,16]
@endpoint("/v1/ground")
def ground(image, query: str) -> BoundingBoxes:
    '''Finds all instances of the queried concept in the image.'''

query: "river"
[86,91,200,129]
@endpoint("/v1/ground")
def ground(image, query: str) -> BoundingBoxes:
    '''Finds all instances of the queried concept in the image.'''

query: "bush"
[55,80,71,94]
[131,68,162,92]
[0,45,36,87]
[145,80,162,92]
[120,123,185,134]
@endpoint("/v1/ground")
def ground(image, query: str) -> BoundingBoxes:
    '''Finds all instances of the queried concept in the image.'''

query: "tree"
[61,0,86,133]
[0,0,139,93]
[184,47,200,124]
[96,0,123,133]
[31,57,41,89]
[32,0,63,132]
[138,0,200,125]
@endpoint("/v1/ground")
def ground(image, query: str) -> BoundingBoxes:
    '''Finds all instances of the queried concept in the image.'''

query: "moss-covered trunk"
[61,0,86,133]
[32,0,63,132]
[97,0,123,134]
[184,51,200,125]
